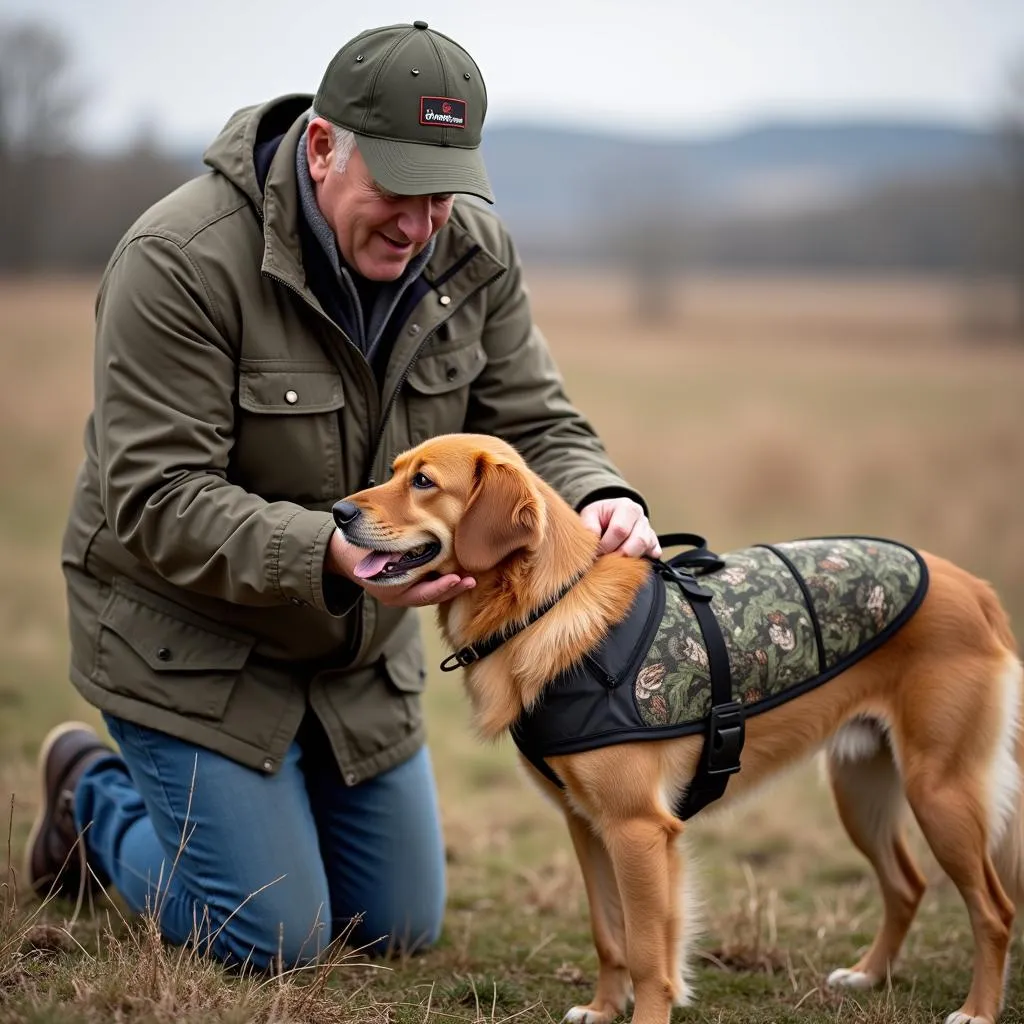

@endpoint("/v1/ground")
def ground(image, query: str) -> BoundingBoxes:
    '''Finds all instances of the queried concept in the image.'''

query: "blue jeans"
[75,713,446,969]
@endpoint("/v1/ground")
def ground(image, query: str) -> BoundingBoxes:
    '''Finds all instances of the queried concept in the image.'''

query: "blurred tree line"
[1003,57,1024,330]
[0,21,190,272]
[0,19,1022,333]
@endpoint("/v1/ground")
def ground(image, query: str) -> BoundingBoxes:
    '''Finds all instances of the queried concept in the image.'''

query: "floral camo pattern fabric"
[635,539,923,727]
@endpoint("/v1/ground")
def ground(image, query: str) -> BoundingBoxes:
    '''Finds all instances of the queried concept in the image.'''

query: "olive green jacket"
[62,95,641,783]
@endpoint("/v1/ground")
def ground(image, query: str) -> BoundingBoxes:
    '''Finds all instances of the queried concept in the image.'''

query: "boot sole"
[22,720,100,897]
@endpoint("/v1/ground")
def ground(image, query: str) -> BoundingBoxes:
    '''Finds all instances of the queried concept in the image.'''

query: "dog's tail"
[964,573,1024,905]
[991,644,1024,907]
[977,576,1019,657]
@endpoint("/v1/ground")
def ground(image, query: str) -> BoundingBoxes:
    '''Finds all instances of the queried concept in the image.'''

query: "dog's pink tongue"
[353,552,393,579]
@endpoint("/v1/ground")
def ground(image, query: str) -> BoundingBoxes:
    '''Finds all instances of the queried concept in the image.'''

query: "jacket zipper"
[260,266,381,443]
[253,193,381,426]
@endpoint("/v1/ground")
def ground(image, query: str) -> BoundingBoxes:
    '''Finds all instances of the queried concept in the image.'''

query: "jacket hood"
[203,94,313,209]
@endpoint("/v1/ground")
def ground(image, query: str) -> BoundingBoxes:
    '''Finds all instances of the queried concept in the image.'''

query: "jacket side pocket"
[94,583,255,721]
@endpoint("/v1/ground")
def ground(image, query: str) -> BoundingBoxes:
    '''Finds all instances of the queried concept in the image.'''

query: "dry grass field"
[0,272,1022,1023]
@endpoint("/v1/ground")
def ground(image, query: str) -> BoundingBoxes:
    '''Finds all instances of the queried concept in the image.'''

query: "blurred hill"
[483,118,995,225]
[474,119,1012,274]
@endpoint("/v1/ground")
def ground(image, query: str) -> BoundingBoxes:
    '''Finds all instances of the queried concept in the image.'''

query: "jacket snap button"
[344,771,357,785]
[438,295,451,306]
[156,647,172,661]
[408,323,420,335]
[445,366,458,381]
[284,390,298,404]
[290,597,304,606]
[262,758,274,771]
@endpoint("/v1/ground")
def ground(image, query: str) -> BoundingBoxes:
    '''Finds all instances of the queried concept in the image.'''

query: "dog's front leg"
[563,809,632,1023]
[601,813,688,1024]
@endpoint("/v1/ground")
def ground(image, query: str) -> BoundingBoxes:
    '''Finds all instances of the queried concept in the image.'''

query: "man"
[25,21,659,968]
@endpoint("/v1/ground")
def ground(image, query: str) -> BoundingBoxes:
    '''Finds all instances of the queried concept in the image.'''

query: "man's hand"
[579,497,661,559]
[326,529,475,608]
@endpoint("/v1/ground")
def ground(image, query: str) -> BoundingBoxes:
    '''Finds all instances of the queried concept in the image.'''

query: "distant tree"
[595,152,688,325]
[999,53,1024,334]
[0,20,83,271]
[607,207,687,325]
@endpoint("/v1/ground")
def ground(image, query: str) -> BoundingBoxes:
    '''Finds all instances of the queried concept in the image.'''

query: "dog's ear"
[454,455,543,574]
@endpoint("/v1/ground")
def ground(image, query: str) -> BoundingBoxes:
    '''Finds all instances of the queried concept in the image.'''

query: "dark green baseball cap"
[314,21,493,203]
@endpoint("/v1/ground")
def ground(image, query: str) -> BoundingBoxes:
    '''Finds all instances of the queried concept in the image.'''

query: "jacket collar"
[259,113,310,293]
[425,210,505,299]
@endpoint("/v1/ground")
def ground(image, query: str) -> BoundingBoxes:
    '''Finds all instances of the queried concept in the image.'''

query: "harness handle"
[654,533,726,577]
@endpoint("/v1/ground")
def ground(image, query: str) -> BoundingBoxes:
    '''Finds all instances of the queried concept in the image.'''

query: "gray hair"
[309,108,358,173]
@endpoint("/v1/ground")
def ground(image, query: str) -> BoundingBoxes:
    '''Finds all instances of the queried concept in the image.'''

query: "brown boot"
[24,721,112,900]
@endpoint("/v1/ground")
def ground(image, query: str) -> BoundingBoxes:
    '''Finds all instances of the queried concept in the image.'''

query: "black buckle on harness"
[660,566,714,602]
[706,702,745,776]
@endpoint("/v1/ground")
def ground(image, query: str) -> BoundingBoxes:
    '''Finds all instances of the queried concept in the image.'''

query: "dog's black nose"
[332,500,361,528]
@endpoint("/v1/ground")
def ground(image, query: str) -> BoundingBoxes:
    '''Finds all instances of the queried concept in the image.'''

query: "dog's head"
[333,434,545,586]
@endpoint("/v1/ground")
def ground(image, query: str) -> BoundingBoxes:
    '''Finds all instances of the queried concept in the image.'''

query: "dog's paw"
[944,1013,993,1024]
[563,1007,616,1024]
[826,967,877,990]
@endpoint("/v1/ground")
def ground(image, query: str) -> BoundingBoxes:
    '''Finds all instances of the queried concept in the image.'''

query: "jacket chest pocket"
[404,340,486,446]
[234,365,345,503]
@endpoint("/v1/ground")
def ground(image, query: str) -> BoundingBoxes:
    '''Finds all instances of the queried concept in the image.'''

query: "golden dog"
[335,433,1021,1024]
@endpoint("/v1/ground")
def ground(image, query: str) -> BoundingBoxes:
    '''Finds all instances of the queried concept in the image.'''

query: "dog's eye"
[411,472,435,490]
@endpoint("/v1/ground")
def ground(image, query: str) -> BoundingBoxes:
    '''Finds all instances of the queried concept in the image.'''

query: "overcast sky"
[8,0,1024,148]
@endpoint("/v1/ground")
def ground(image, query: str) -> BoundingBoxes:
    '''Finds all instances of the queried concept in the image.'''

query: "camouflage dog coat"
[511,537,928,820]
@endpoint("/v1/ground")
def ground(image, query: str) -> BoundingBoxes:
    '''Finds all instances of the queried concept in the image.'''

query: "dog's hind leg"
[825,722,927,990]
[906,771,1014,1023]
[900,657,1019,1024]
[562,809,633,1024]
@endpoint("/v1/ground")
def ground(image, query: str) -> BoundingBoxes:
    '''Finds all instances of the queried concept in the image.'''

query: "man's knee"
[214,888,333,970]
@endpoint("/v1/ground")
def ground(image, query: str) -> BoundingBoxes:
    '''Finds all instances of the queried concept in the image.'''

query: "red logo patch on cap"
[420,96,466,128]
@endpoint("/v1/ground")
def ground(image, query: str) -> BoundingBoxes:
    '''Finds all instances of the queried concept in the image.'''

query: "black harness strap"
[519,741,566,790]
[654,536,745,821]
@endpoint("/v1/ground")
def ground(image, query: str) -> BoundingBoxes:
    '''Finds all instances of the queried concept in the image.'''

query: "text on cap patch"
[419,96,467,128]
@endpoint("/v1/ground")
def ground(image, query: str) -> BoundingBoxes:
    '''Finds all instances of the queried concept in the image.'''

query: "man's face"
[307,119,455,282]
